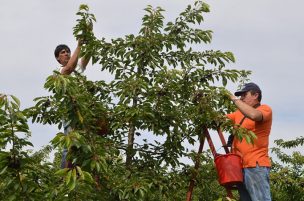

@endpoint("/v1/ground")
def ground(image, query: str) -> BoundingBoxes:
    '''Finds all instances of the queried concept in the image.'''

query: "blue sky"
[0,0,303,155]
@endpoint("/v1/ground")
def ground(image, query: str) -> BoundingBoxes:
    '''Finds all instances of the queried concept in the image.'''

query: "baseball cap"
[234,82,261,96]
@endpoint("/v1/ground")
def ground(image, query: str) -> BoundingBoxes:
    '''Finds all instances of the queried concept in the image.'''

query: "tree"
[0,2,264,200]
[270,137,304,201]
[76,1,252,167]
[0,94,58,200]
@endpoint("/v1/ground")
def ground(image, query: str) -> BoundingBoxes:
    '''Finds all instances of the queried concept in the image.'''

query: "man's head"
[235,82,262,104]
[54,44,71,65]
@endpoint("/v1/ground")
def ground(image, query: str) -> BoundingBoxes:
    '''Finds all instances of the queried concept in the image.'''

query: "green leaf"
[83,171,94,183]
[76,166,84,180]
[76,110,84,123]
[90,160,96,170]
[10,95,20,107]
[65,169,72,185]
[8,195,16,201]
[68,168,77,191]
[0,166,8,175]
[55,168,69,176]
[139,188,145,197]
[244,135,252,144]
[96,161,100,172]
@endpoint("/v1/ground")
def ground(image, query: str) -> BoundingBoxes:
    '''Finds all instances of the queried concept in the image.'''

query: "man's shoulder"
[259,104,272,120]
[56,63,84,75]
[259,104,272,111]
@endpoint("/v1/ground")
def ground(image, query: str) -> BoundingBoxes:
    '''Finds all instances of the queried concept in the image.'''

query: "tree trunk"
[126,121,135,167]
[126,96,137,167]
[186,130,206,201]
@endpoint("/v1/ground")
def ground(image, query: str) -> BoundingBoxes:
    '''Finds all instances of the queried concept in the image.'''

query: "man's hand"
[77,22,93,46]
[223,89,236,101]
[78,39,85,46]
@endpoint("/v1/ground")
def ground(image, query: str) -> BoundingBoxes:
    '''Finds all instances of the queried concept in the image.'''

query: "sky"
[0,0,303,157]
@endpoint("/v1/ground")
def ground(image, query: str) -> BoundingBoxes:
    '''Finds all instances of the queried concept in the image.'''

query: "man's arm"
[60,41,82,75]
[77,23,93,71]
[232,99,263,121]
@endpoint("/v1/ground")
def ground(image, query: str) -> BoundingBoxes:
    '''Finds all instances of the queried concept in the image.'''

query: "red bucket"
[214,153,243,186]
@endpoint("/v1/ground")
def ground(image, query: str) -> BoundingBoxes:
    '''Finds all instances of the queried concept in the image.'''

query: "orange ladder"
[186,127,237,201]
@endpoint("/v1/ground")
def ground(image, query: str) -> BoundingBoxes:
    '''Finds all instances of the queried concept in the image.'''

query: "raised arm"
[232,97,263,121]
[60,41,82,75]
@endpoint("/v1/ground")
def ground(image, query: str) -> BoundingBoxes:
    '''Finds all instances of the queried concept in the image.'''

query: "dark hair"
[54,44,70,59]
[235,82,262,102]
[249,90,262,102]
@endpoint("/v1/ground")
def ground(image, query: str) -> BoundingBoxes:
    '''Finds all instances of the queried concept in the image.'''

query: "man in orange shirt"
[227,83,272,201]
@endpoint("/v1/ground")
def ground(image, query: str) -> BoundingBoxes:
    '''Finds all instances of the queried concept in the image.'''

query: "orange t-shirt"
[227,104,272,168]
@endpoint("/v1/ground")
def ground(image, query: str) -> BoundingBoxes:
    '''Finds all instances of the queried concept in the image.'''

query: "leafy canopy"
[2,2,299,201]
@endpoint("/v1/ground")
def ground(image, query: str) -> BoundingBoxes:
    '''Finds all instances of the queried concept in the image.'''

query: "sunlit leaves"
[74,4,96,41]
[270,138,304,200]
[140,5,165,35]
[68,0,252,179]
[0,1,267,200]
[55,166,94,191]
[274,136,304,148]
[0,95,46,200]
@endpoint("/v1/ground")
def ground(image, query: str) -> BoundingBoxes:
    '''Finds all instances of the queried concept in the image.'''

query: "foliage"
[270,137,304,201]
[74,1,253,170]
[0,94,56,200]
[2,2,302,201]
